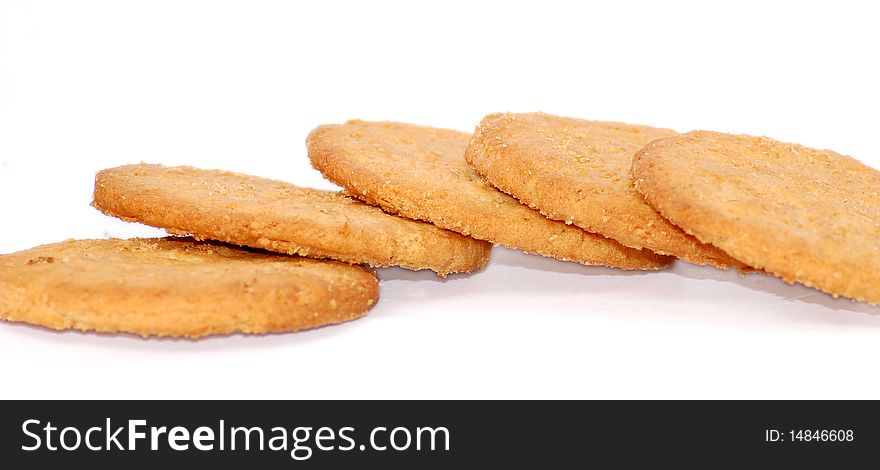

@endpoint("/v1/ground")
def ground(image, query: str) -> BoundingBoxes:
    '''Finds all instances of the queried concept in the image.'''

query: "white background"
[1,0,878,399]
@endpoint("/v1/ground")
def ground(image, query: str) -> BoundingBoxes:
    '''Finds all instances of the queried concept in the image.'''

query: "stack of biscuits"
[1,112,878,338]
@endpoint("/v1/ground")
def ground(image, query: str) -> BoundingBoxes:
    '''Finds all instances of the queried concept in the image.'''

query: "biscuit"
[632,130,880,304]
[93,164,490,276]
[0,237,379,338]
[465,112,744,269]
[307,120,672,270]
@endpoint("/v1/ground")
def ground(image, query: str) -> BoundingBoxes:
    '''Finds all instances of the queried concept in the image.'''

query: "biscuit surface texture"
[465,112,743,269]
[632,130,880,304]
[0,238,379,338]
[307,119,672,270]
[93,164,490,275]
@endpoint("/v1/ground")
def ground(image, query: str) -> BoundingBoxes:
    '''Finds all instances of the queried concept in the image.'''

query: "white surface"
[1,0,878,399]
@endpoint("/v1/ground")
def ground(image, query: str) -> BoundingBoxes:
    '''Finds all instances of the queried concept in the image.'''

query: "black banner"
[0,401,875,467]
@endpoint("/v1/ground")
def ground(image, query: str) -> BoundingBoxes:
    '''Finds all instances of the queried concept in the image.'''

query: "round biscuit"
[0,237,379,338]
[465,112,744,269]
[632,130,880,304]
[307,120,672,270]
[93,164,490,276]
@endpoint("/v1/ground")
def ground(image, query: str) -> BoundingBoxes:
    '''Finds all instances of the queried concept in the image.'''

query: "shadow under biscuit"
[377,247,880,329]
[487,246,663,277]
[376,247,673,306]
[667,262,880,316]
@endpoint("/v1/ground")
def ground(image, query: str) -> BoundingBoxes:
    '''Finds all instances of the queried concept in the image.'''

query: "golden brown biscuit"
[633,130,880,304]
[307,120,672,270]
[0,237,379,338]
[93,164,490,276]
[465,112,744,269]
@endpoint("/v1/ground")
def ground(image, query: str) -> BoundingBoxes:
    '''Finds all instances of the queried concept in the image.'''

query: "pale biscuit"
[633,130,880,304]
[93,164,490,276]
[0,237,379,338]
[465,112,744,269]
[307,120,672,270]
